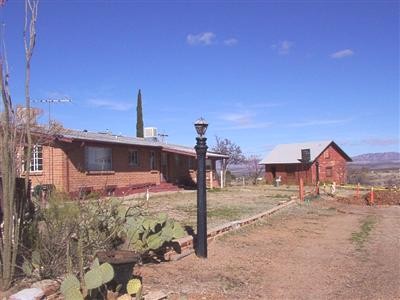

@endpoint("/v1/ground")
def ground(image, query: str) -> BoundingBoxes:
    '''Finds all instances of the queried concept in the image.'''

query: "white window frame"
[85,146,112,171]
[30,145,43,172]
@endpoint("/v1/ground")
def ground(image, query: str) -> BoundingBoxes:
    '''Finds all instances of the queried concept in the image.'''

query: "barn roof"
[259,140,352,164]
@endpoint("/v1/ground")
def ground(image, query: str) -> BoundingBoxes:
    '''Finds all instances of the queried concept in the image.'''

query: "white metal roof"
[260,141,333,164]
[57,128,228,159]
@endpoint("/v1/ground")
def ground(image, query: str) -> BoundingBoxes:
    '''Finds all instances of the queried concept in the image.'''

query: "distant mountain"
[352,152,400,162]
[350,152,400,170]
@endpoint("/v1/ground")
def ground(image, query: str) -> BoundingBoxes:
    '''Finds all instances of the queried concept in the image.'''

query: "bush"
[23,194,126,279]
[23,192,186,280]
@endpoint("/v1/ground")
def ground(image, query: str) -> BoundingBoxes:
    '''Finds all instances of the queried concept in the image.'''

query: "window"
[150,151,156,170]
[188,157,193,169]
[326,167,333,177]
[129,150,139,166]
[85,146,112,171]
[161,153,167,166]
[324,150,330,159]
[174,154,180,165]
[30,145,43,172]
[206,159,212,170]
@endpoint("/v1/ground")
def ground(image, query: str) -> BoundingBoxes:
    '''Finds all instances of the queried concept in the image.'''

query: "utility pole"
[32,98,71,127]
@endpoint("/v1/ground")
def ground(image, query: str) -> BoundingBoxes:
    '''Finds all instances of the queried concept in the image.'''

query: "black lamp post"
[194,117,208,258]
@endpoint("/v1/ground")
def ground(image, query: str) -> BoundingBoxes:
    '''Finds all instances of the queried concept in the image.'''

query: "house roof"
[259,140,352,164]
[55,128,228,159]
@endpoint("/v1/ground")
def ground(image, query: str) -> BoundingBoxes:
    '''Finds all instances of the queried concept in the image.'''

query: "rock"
[9,288,44,300]
[31,279,60,296]
[117,294,132,300]
[144,290,168,300]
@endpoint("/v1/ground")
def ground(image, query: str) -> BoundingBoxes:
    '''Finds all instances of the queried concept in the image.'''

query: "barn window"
[85,146,112,171]
[324,150,330,159]
[326,167,333,177]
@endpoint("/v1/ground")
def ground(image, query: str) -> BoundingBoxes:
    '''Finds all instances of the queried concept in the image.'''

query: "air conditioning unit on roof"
[144,127,157,138]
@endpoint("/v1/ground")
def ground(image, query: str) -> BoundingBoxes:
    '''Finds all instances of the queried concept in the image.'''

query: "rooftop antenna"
[158,132,169,143]
[32,98,72,127]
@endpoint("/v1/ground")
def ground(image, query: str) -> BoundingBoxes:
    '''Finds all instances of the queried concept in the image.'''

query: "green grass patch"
[208,206,248,220]
[351,215,376,249]
[207,188,226,193]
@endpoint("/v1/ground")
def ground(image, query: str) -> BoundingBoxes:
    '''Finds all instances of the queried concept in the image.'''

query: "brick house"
[28,128,228,196]
[260,141,352,185]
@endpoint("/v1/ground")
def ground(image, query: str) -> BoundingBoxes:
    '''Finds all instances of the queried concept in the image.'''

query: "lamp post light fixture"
[194,117,208,258]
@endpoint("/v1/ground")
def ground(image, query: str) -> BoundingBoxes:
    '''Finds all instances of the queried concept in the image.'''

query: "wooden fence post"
[299,178,304,202]
[370,187,374,205]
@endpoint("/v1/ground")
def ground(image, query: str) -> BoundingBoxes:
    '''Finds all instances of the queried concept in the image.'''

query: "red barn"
[260,141,352,185]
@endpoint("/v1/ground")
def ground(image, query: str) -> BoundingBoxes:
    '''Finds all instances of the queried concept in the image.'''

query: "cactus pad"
[84,268,103,290]
[127,279,142,295]
[60,274,81,296]
[64,287,84,300]
[99,262,114,284]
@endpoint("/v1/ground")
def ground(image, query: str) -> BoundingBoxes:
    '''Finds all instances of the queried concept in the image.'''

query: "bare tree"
[211,136,245,187]
[0,0,39,289]
[245,155,263,185]
[23,0,39,191]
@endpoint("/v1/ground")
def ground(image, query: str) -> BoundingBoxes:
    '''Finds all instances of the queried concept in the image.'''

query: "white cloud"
[88,98,134,111]
[216,122,273,131]
[220,112,254,125]
[271,40,294,55]
[286,118,351,127]
[223,38,238,46]
[217,111,273,130]
[330,49,354,59]
[186,32,216,46]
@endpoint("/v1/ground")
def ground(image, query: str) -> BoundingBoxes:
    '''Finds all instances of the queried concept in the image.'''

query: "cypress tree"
[136,89,144,137]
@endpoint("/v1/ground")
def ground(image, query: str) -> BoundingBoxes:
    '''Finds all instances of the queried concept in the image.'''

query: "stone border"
[164,198,297,261]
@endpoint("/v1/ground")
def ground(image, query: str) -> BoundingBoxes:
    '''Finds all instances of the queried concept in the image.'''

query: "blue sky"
[1,1,399,157]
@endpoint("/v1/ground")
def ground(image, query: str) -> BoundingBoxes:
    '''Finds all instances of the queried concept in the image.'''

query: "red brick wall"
[265,144,348,185]
[314,145,348,184]
[30,142,222,193]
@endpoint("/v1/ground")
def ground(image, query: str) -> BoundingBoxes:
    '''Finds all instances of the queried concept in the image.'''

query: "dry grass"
[123,185,298,230]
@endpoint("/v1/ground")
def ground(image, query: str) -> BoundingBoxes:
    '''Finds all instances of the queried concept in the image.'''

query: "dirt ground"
[138,197,400,299]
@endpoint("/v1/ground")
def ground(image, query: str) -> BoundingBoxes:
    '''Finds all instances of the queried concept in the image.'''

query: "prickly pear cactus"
[99,262,114,284]
[123,214,187,253]
[127,279,142,295]
[60,274,81,296]
[172,222,186,238]
[64,287,84,300]
[84,268,103,290]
